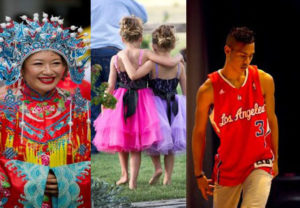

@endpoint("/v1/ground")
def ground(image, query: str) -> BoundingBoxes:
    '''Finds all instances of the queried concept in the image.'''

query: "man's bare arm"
[259,70,279,176]
[192,79,214,199]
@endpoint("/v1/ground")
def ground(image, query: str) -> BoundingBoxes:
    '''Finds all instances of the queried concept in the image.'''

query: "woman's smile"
[38,76,56,84]
[22,50,67,96]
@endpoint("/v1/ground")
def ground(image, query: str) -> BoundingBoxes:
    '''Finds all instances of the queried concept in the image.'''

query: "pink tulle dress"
[93,50,161,152]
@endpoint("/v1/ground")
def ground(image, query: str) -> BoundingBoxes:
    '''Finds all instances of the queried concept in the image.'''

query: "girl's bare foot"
[129,181,137,190]
[116,176,128,185]
[163,176,171,185]
[149,169,163,185]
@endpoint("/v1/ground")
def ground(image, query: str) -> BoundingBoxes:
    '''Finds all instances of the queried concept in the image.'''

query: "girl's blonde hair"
[152,25,176,51]
[120,16,143,42]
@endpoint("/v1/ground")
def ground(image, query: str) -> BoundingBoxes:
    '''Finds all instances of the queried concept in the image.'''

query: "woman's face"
[22,51,66,96]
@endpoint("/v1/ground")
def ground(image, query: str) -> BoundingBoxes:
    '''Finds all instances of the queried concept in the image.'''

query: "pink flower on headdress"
[41,154,50,166]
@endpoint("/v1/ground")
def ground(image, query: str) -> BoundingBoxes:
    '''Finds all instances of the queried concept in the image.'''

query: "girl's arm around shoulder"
[118,50,154,80]
[144,49,183,68]
[133,60,155,79]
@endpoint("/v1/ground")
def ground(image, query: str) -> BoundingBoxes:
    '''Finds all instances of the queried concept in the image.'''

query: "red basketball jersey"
[208,65,274,186]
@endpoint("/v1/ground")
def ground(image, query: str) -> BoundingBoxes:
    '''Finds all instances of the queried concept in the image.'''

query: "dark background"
[187,0,300,207]
[0,0,90,29]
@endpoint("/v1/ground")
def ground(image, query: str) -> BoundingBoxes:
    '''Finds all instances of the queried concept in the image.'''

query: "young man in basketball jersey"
[192,27,279,207]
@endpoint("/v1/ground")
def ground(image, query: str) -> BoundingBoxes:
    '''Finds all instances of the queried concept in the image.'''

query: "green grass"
[91,152,186,202]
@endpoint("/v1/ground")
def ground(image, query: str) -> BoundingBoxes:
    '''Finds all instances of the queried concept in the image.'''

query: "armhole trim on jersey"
[251,66,264,99]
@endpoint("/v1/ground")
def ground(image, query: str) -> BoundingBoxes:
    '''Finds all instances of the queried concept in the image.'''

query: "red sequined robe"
[0,85,91,208]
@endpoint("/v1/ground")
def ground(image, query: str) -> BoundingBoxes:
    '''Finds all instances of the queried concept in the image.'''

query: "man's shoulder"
[255,68,275,95]
[198,79,213,97]
[196,78,214,105]
[257,68,274,83]
[201,78,213,88]
[207,69,221,83]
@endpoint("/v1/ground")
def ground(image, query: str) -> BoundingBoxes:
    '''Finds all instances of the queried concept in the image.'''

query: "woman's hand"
[45,172,58,197]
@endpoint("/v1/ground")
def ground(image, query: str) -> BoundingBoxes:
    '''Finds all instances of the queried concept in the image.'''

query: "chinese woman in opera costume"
[0,13,91,208]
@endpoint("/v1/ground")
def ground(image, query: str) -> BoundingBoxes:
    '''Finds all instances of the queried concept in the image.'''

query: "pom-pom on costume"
[0,13,91,208]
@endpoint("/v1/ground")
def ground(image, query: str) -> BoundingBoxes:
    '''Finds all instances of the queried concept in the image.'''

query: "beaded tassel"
[20,101,25,144]
[86,102,91,142]
[68,99,73,144]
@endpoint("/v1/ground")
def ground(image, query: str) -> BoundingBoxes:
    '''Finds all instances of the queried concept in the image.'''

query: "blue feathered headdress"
[0,13,89,86]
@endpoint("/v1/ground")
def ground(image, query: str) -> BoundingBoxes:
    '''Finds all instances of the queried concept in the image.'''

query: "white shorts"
[213,169,273,208]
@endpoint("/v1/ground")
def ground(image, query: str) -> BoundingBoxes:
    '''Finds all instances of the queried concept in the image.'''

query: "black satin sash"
[118,80,148,122]
[153,89,178,124]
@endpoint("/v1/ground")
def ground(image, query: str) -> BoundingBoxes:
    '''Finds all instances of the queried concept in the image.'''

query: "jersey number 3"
[255,120,264,137]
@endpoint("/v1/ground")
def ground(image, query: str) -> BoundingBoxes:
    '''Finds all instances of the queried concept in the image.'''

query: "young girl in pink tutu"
[93,17,182,189]
[121,25,186,186]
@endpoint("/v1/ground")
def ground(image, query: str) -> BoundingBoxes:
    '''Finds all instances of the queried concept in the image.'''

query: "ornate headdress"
[0,12,89,86]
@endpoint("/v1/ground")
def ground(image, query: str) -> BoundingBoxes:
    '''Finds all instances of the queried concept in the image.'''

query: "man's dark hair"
[226,27,255,47]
